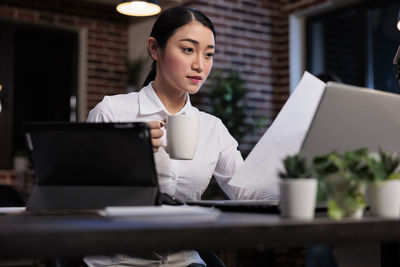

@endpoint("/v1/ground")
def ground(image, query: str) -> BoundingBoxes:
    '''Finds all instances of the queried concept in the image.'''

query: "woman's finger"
[147,121,164,153]
[147,121,162,129]
[152,138,163,151]
[150,128,164,139]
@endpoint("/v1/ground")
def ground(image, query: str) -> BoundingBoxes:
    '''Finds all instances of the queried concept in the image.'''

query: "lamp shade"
[116,0,161,17]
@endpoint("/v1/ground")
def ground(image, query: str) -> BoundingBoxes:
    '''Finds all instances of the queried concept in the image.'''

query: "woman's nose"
[192,56,204,72]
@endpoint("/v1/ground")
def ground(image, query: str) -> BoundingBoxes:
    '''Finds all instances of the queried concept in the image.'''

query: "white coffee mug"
[162,115,200,160]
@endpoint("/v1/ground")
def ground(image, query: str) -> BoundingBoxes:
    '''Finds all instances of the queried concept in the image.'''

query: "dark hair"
[142,6,216,87]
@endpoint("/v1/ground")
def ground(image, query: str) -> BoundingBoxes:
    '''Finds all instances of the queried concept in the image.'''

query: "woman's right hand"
[147,121,164,153]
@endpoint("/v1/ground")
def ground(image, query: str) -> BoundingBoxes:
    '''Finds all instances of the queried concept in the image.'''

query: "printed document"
[228,72,326,194]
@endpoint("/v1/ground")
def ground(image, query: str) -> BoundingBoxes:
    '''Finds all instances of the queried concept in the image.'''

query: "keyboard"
[185,200,281,214]
[186,200,327,214]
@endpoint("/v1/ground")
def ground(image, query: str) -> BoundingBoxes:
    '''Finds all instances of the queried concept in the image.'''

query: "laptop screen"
[24,122,158,187]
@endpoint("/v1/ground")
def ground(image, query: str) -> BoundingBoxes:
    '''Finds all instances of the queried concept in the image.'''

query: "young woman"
[85,6,277,267]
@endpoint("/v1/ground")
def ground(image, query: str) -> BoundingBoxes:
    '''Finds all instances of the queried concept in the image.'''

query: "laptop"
[301,81,400,158]
[24,122,159,210]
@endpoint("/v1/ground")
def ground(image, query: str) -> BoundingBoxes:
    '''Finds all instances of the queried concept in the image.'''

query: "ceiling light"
[397,10,400,31]
[116,1,161,17]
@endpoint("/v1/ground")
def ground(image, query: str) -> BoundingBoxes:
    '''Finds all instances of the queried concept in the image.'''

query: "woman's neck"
[152,80,187,114]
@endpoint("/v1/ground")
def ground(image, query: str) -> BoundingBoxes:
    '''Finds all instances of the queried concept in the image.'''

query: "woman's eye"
[205,53,214,59]
[183,48,194,53]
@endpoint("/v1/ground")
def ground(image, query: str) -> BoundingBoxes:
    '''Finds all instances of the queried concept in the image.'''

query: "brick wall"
[0,0,129,116]
[186,0,290,152]
[185,0,335,153]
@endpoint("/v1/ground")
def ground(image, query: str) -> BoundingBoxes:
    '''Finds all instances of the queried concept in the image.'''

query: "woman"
[85,6,276,267]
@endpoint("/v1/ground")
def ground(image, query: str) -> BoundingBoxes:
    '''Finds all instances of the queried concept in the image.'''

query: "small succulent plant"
[365,149,400,182]
[279,154,313,179]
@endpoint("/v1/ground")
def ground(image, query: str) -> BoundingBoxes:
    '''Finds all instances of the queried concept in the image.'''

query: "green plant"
[313,148,371,220]
[208,70,268,145]
[313,148,372,182]
[364,149,400,183]
[279,154,313,179]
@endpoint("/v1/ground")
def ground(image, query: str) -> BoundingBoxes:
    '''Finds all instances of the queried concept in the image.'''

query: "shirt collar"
[138,83,198,116]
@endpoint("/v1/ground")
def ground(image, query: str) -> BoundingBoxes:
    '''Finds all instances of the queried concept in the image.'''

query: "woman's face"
[153,21,215,95]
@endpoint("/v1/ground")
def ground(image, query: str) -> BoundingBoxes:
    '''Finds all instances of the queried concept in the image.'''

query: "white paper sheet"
[104,205,220,222]
[229,72,326,195]
[0,207,26,214]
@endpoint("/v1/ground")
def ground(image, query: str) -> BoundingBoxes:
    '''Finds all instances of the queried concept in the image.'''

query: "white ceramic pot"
[348,207,364,219]
[345,182,366,219]
[368,180,400,218]
[279,178,317,219]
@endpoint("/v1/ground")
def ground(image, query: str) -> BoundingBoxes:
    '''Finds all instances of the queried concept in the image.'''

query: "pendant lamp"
[116,0,161,17]
[397,10,400,31]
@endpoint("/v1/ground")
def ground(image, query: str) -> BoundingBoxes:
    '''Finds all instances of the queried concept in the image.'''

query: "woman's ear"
[147,37,159,61]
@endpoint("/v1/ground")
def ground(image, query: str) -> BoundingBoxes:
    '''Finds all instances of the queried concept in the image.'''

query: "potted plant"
[208,70,268,148]
[279,153,317,219]
[366,149,400,218]
[313,148,371,220]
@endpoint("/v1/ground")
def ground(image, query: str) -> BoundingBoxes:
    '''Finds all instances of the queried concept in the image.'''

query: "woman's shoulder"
[96,92,138,110]
[198,110,219,121]
[88,92,139,122]
[103,91,139,104]
[197,110,226,129]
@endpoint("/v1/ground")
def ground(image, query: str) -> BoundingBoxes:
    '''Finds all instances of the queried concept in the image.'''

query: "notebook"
[24,122,159,210]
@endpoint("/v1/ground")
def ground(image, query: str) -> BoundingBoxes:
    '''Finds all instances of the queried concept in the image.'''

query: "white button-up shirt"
[87,83,273,201]
[85,83,278,267]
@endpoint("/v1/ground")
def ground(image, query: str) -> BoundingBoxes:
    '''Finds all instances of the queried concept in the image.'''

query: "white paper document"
[104,205,221,222]
[0,207,26,214]
[229,72,326,194]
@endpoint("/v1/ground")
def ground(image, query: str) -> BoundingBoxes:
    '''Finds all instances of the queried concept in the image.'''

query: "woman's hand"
[147,121,164,153]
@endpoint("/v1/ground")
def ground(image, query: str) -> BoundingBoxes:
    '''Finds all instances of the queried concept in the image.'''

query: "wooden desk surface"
[0,211,400,259]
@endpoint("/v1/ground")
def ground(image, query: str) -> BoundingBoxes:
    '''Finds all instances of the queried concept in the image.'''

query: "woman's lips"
[187,76,202,84]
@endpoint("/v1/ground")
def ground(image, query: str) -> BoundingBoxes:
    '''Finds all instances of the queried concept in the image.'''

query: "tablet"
[24,122,159,210]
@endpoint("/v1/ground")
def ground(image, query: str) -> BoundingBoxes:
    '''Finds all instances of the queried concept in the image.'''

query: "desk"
[0,211,400,265]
